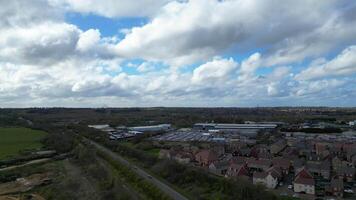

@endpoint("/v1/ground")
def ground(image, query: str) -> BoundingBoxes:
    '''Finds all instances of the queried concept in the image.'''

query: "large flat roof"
[194,123,277,129]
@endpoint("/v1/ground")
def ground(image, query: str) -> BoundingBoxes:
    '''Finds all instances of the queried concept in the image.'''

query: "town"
[90,120,356,199]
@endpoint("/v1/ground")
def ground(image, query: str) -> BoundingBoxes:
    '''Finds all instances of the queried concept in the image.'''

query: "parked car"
[344,189,354,194]
[288,185,293,189]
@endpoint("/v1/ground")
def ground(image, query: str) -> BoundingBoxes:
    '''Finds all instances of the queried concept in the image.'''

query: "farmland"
[0,127,47,159]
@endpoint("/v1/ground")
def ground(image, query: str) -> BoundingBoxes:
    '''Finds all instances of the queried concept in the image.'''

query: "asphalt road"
[85,139,189,200]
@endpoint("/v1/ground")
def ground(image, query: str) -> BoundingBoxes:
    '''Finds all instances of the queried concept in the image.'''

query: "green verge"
[0,127,47,159]
[96,150,173,200]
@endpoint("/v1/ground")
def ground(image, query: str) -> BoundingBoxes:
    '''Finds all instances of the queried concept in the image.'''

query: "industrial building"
[129,124,172,132]
[193,123,277,136]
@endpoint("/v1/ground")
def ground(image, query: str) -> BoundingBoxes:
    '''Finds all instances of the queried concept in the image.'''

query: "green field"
[0,127,47,160]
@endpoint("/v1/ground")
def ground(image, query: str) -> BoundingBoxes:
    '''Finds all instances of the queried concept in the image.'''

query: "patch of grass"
[0,127,47,159]
[146,148,160,157]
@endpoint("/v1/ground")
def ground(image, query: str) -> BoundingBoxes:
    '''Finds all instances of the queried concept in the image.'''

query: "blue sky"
[0,0,356,107]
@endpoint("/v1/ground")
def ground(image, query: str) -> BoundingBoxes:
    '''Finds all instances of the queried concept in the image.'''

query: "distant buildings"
[193,123,277,136]
[129,124,171,132]
[88,123,171,140]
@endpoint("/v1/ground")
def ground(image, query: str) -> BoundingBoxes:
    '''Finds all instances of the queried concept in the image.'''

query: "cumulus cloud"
[192,57,238,84]
[0,0,356,107]
[76,29,101,52]
[137,62,157,73]
[115,0,356,66]
[295,46,356,80]
[51,0,171,18]
[294,79,346,97]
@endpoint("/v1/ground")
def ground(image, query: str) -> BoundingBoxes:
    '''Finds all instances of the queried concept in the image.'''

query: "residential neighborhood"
[148,121,356,199]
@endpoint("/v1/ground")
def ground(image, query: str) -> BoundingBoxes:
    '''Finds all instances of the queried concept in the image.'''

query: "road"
[84,139,189,200]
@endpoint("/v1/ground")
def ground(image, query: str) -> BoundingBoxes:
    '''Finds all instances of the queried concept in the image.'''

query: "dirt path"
[0,158,51,172]
[61,159,100,200]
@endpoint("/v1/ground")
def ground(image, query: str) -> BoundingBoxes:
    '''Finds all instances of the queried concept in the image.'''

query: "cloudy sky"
[1,0,356,107]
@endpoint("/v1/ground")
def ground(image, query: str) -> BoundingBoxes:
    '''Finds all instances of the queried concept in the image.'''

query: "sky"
[0,0,356,107]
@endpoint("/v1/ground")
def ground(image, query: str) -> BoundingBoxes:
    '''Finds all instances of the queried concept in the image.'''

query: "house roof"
[294,176,315,186]
[330,178,343,189]
[229,156,248,164]
[306,161,330,172]
[248,159,272,168]
[210,160,229,169]
[196,150,218,161]
[253,171,268,179]
[267,166,282,179]
[272,157,290,169]
[337,166,355,175]
[296,167,314,179]
[236,165,249,177]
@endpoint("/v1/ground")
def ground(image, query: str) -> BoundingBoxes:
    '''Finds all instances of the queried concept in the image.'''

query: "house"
[174,152,194,164]
[326,177,343,197]
[293,158,305,174]
[253,167,282,189]
[336,167,355,182]
[257,151,272,159]
[351,154,356,166]
[315,142,329,155]
[281,147,299,160]
[195,150,218,166]
[159,149,194,164]
[238,147,251,157]
[293,168,315,195]
[209,160,229,175]
[229,156,248,165]
[330,144,343,157]
[247,159,272,172]
[343,143,356,161]
[226,163,249,179]
[332,157,343,171]
[272,157,290,174]
[210,144,225,157]
[270,140,287,155]
[306,160,331,180]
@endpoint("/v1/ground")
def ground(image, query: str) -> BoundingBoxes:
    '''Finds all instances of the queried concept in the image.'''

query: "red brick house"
[195,150,218,166]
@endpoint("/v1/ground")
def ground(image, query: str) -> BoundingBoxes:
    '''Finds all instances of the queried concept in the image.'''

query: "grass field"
[0,127,47,160]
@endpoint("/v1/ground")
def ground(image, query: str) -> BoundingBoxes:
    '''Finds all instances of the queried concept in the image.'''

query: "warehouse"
[129,124,172,132]
[193,123,277,136]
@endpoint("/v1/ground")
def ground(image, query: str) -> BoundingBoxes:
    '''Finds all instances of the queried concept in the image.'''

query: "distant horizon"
[2,106,356,109]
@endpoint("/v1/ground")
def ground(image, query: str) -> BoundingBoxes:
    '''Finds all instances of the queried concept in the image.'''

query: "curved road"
[85,139,188,200]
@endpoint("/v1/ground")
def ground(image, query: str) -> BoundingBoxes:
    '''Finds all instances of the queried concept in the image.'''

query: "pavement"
[84,138,189,200]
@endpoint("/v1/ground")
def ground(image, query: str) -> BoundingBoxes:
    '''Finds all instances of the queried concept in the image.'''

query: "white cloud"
[76,29,101,52]
[294,79,346,96]
[0,0,356,107]
[192,57,238,84]
[296,46,356,80]
[115,0,356,66]
[137,62,157,73]
[0,22,80,65]
[51,0,171,18]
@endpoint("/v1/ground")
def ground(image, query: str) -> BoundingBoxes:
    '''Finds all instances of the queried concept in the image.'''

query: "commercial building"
[193,123,277,136]
[129,124,171,132]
